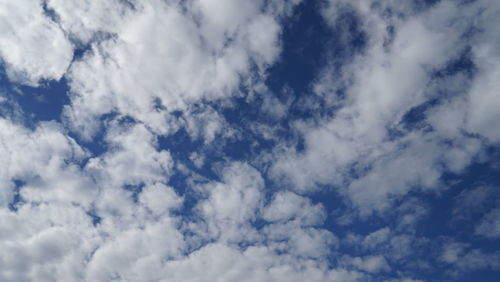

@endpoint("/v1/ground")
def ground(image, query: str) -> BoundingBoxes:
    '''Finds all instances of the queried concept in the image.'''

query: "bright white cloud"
[0,117,345,281]
[0,0,499,281]
[59,0,291,139]
[262,191,326,226]
[0,118,92,208]
[350,255,391,273]
[46,0,129,43]
[0,0,73,85]
[270,0,500,216]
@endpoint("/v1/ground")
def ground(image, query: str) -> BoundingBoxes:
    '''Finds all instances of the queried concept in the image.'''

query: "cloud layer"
[0,0,499,281]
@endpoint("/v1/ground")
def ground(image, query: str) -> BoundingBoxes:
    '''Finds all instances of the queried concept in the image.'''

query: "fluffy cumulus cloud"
[0,0,499,281]
[271,0,500,215]
[60,0,289,139]
[0,0,73,85]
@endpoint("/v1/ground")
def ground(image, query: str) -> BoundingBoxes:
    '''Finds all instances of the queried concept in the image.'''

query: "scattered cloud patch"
[0,0,498,281]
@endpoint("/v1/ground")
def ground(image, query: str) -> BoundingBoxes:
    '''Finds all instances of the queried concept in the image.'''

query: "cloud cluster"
[0,0,499,281]
[0,117,349,281]
[0,2,349,280]
[57,0,294,139]
[271,0,500,216]
[0,0,73,85]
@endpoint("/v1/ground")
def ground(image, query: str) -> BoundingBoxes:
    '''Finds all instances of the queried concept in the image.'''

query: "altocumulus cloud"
[0,0,499,281]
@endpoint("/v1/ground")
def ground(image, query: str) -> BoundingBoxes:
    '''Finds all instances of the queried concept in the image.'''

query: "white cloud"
[0,159,346,281]
[453,186,495,218]
[0,118,346,281]
[347,134,442,215]
[61,0,295,139]
[271,0,461,190]
[0,0,73,85]
[475,209,500,239]
[182,105,230,143]
[339,239,394,274]
[262,191,326,226]
[0,118,92,208]
[85,217,185,282]
[362,227,391,250]
[153,243,363,282]
[0,0,499,281]
[440,242,500,275]
[191,162,264,243]
[350,255,391,274]
[263,222,337,260]
[270,0,500,216]
[0,202,100,282]
[466,46,500,143]
[46,0,129,43]
[85,121,173,188]
[452,185,500,239]
[189,152,205,168]
[139,183,183,216]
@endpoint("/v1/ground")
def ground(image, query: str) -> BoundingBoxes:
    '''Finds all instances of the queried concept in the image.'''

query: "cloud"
[191,162,265,243]
[0,0,73,85]
[350,255,391,273]
[270,0,500,217]
[0,127,346,281]
[59,0,294,139]
[453,185,500,239]
[440,242,500,275]
[475,209,500,239]
[0,0,499,281]
[262,191,326,226]
[362,227,391,250]
[149,243,363,282]
[45,0,130,43]
[0,118,92,208]
[465,46,500,143]
[85,121,173,188]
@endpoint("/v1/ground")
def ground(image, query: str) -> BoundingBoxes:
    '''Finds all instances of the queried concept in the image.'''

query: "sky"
[0,0,499,281]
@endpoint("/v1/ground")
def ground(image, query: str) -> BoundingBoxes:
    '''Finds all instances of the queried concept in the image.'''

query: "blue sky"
[0,0,499,281]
